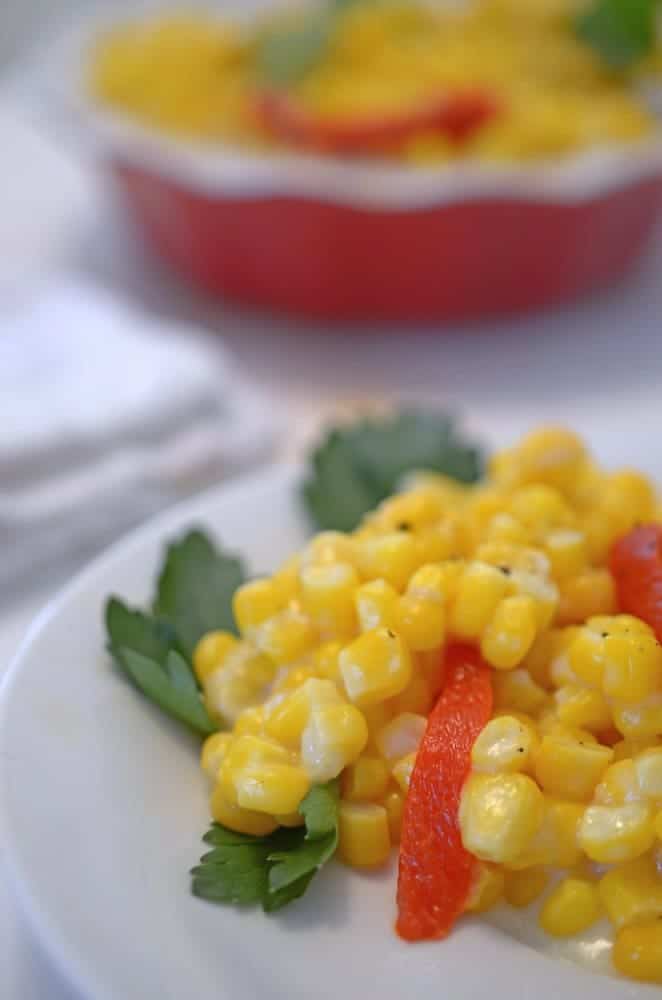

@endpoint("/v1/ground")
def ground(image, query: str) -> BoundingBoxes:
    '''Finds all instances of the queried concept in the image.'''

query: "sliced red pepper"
[396,645,493,942]
[610,524,662,640]
[254,90,500,155]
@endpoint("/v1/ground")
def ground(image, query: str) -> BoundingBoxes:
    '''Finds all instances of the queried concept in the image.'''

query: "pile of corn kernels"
[194,428,662,983]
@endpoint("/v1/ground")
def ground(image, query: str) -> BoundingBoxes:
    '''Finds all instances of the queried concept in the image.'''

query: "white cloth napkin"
[0,279,278,598]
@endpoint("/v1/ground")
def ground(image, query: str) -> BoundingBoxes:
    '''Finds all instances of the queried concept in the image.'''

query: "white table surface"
[3,95,662,999]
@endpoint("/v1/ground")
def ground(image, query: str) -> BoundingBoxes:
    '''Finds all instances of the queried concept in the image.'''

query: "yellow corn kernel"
[383,788,404,843]
[504,866,549,908]
[522,628,565,690]
[356,531,420,591]
[301,702,368,782]
[459,772,545,865]
[613,736,661,762]
[466,863,506,913]
[539,878,602,937]
[312,641,343,684]
[375,712,427,763]
[233,578,284,638]
[270,555,301,604]
[534,728,613,801]
[204,643,276,724]
[275,811,305,827]
[301,531,358,569]
[612,693,662,739]
[339,628,412,706]
[371,490,444,532]
[264,677,342,748]
[193,630,236,685]
[342,755,390,802]
[557,568,616,626]
[634,748,662,799]
[603,633,662,702]
[656,809,662,839]
[567,625,604,688]
[544,530,587,581]
[388,671,432,717]
[253,606,317,665]
[553,685,612,733]
[471,714,538,775]
[508,798,584,870]
[220,732,290,784]
[200,732,232,780]
[595,760,642,806]
[548,627,582,688]
[484,512,529,547]
[338,802,391,868]
[354,579,399,633]
[232,706,265,736]
[613,922,662,984]
[579,803,656,863]
[210,782,278,837]
[449,562,509,639]
[405,562,447,602]
[361,701,394,741]
[392,752,417,793]
[234,763,311,815]
[396,591,445,652]
[493,668,549,715]
[481,596,539,671]
[490,427,586,494]
[509,484,574,537]
[604,470,657,534]
[299,561,359,637]
[599,854,662,929]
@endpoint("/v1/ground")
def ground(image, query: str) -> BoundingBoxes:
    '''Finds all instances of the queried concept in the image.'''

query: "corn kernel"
[392,752,417,792]
[612,736,661,762]
[264,678,341,748]
[599,854,662,929]
[508,798,584,869]
[338,802,391,868]
[557,569,616,626]
[270,555,301,604]
[396,594,445,652]
[553,684,612,732]
[193,630,236,684]
[233,578,284,638]
[275,811,305,827]
[484,512,529,546]
[579,803,656,864]
[481,596,539,671]
[490,427,586,493]
[356,532,420,591]
[201,731,232,780]
[375,712,427,763]
[471,715,538,774]
[459,772,545,864]
[466,863,506,913]
[300,561,359,637]
[534,727,613,801]
[210,782,278,837]
[595,760,642,806]
[371,491,443,532]
[312,641,343,684]
[254,606,317,665]
[301,702,368,782]
[544,530,587,581]
[509,484,574,537]
[634,748,662,799]
[388,671,432,716]
[383,788,404,843]
[613,922,662,984]
[339,628,412,706]
[539,878,602,937]
[342,755,390,802]
[504,866,549,908]
[235,763,311,815]
[450,562,509,639]
[205,643,276,724]
[493,668,549,715]
[354,579,399,633]
[523,628,565,690]
[232,706,266,736]
[612,693,662,739]
[603,633,662,702]
[301,531,358,569]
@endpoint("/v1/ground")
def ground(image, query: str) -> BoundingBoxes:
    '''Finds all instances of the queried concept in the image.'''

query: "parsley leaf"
[303,410,484,532]
[117,648,216,736]
[191,780,340,912]
[154,530,245,662]
[576,0,657,69]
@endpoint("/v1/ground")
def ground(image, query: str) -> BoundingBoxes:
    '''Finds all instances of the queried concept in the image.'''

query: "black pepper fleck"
[498,565,512,576]
[397,522,412,532]
[387,629,396,639]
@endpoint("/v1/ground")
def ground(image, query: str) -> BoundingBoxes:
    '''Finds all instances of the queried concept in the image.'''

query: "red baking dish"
[54,13,662,323]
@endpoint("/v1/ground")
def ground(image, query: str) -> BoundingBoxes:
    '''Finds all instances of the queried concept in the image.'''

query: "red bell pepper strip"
[396,645,493,942]
[254,90,500,155]
[610,524,662,640]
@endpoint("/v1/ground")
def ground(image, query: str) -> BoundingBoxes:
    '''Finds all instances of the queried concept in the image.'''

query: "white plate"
[0,465,654,1000]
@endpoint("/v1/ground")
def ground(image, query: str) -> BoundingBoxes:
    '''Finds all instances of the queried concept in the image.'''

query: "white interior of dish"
[25,0,662,205]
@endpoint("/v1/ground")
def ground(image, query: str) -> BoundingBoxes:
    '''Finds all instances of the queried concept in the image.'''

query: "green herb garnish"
[105,529,246,736]
[303,409,484,532]
[576,0,657,69]
[192,780,340,912]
